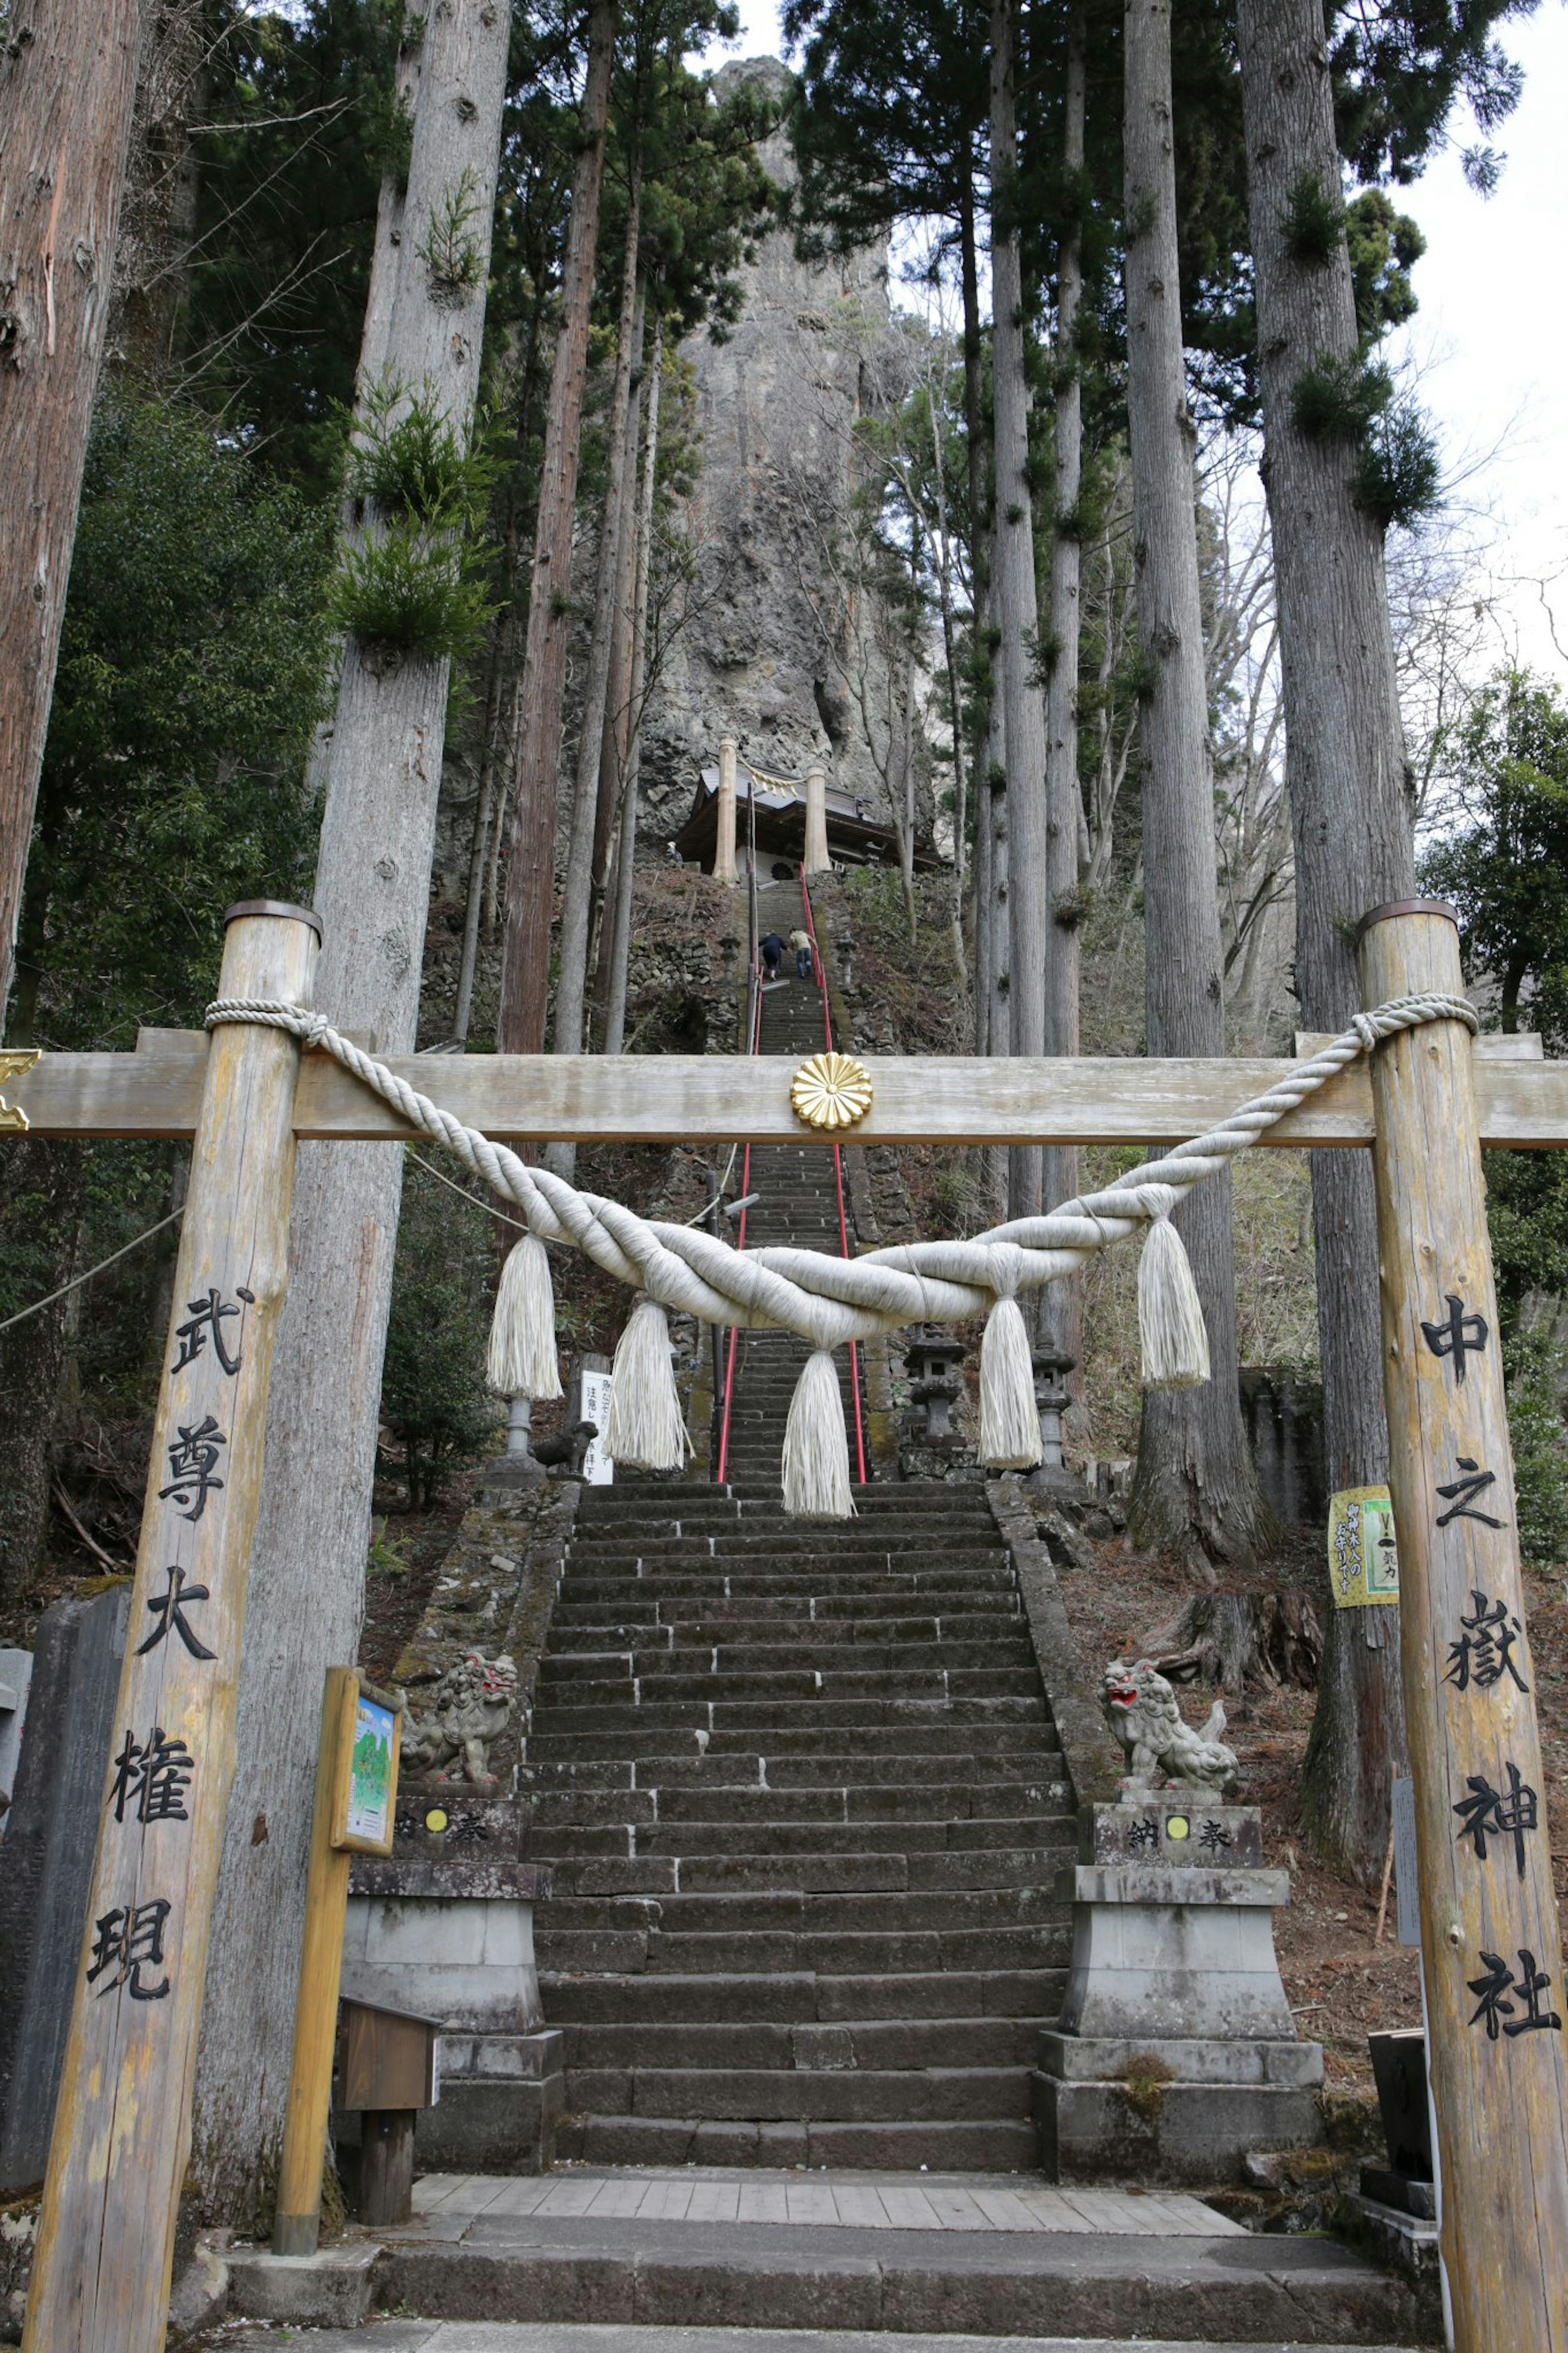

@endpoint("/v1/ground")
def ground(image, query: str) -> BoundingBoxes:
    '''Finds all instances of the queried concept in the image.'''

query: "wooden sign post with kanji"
[22,901,320,2353]
[1361,899,1568,2353]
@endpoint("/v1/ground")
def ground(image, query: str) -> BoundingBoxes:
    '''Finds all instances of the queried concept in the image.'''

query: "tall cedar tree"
[1237,0,1531,1871]
[497,0,619,1058]
[990,0,1051,1238]
[191,0,510,2223]
[1122,0,1271,1567]
[1237,0,1414,1875]
[0,0,142,1027]
[1042,0,1088,1384]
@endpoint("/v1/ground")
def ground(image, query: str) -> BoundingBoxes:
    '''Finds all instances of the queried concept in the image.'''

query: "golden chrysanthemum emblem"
[790,1050,873,1132]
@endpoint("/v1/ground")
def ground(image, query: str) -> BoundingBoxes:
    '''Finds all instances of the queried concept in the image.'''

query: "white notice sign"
[580,1368,614,1485]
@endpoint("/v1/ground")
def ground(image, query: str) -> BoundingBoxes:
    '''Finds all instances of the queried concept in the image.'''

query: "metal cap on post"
[1357,895,1568,2352]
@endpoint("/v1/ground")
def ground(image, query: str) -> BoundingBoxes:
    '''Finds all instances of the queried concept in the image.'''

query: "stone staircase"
[523,883,1076,2169]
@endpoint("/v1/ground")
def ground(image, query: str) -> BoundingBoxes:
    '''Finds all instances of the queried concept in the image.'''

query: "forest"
[2,0,1566,2228]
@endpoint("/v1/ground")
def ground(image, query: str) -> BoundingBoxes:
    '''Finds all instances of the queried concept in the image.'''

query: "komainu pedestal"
[1034,1798,1322,2183]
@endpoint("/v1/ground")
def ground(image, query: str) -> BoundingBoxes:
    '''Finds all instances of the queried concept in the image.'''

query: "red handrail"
[714,966,761,1485]
[799,870,868,1487]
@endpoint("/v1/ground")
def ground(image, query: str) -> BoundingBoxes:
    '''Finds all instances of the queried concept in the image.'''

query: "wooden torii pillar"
[1360,901,1568,2349]
[4,896,1568,2353]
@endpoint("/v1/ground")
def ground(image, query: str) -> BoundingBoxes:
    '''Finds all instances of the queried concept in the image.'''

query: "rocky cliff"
[639,56,910,834]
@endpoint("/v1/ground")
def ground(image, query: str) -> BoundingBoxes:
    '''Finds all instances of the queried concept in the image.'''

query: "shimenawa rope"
[205,991,1476,1514]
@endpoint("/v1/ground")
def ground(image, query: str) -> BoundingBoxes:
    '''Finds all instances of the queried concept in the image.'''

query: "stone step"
[539,1885,1068,1931]
[541,1644,1038,1675]
[550,2113,1044,2172]
[540,1847,1072,1899]
[533,1925,1071,1975]
[559,2065,1035,2126]
[557,1571,1019,1604]
[553,2015,1045,2070]
[538,1968,1066,2025]
[528,1697,1050,1738]
[533,1668,1042,1707]
[522,1747,1064,1788]
[563,1532,1007,1562]
[531,1835,1067,1873]
[548,1608,1025,1642]
[526,1722,1055,1763]
[528,1813,1059,1859]
[359,2209,1432,2340]
[578,1483,991,1514]
[529,1779,1067,1825]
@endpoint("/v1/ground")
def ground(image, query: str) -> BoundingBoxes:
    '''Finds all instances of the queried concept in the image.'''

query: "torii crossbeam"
[11,895,1568,2353]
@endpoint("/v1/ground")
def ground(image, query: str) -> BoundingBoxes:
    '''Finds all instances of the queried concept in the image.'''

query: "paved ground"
[220,2168,1433,2346]
[409,2168,1245,2239]
[221,2330,1413,2353]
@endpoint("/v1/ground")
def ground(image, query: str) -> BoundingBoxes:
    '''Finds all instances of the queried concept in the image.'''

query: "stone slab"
[1058,1865,1290,1907]
[1037,2032,1323,2088]
[1057,1894,1300,2041]
[1086,1801,1264,1867]
[366,2213,1430,2344]
[342,1893,544,2034]
[1034,2075,1325,2187]
[226,2243,379,2326]
[222,2331,1420,2353]
[0,1586,130,2195]
[352,1858,550,1902]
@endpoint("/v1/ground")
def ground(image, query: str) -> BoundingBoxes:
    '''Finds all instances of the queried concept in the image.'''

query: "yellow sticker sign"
[1328,1485,1400,1607]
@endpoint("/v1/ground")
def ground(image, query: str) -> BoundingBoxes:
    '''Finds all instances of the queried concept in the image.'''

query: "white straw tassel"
[486,1232,563,1400]
[782,1349,855,1519]
[605,1295,688,1469]
[1138,1211,1212,1388]
[979,1294,1042,1469]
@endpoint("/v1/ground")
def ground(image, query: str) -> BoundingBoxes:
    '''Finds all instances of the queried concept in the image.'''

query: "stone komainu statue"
[1101,1658,1242,1802]
[403,1651,518,1784]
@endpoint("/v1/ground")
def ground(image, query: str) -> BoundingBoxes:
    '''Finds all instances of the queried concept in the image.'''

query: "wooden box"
[340,1998,441,2112]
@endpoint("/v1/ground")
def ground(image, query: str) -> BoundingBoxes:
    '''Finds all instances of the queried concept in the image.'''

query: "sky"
[701,0,1568,680]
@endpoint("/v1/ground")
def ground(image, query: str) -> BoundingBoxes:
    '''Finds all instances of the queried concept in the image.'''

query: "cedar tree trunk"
[1042,2,1087,1383]
[551,170,642,1093]
[496,0,617,1055]
[1237,0,1416,1873]
[0,0,141,1028]
[1123,0,1273,1570]
[603,331,661,1057]
[989,0,1050,1229]
[191,0,509,2225]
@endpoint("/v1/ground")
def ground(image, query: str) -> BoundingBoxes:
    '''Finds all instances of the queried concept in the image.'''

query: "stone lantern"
[904,1326,965,1443]
[1032,1346,1076,1471]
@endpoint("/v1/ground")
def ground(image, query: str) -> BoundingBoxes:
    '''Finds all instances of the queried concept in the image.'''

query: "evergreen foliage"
[1289,349,1440,530]
[19,393,332,1049]
[1422,672,1568,1561]
[379,1156,502,1508]
[329,377,500,663]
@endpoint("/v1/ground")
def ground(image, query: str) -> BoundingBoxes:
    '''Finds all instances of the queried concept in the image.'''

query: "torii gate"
[7,893,1568,2353]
